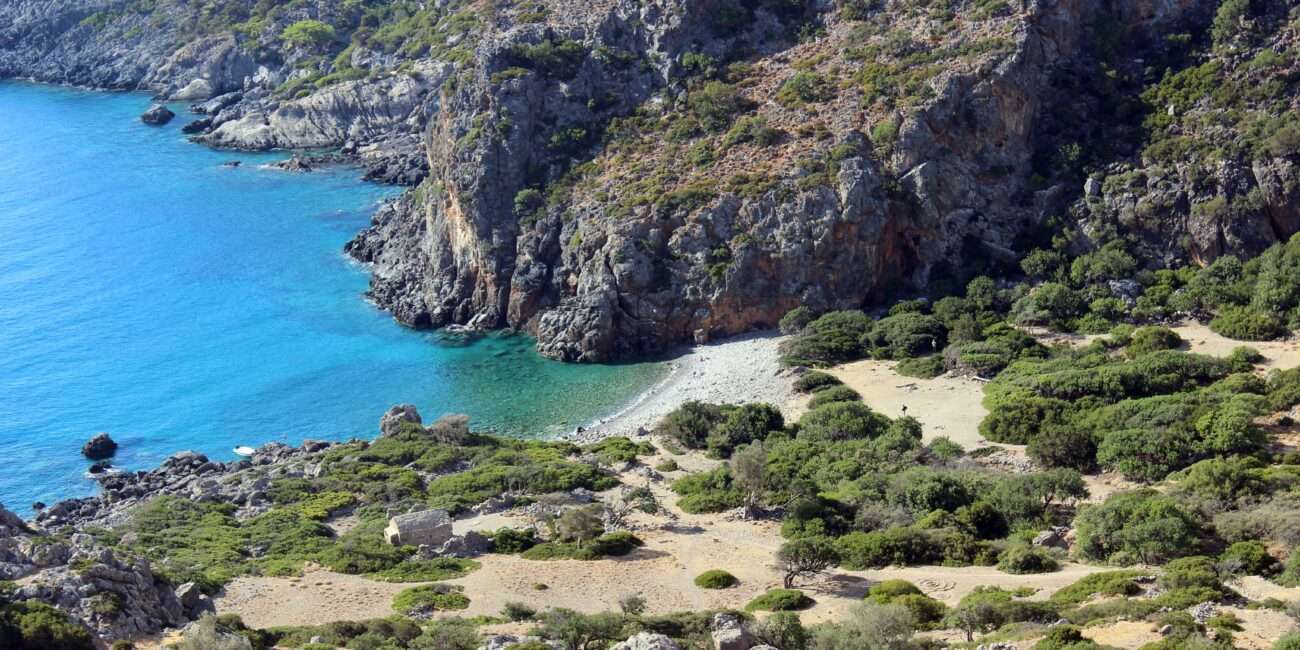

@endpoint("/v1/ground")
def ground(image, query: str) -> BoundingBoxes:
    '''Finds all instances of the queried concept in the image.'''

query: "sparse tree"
[618,593,647,616]
[776,536,839,588]
[730,441,767,518]
[556,505,605,548]
[810,602,915,650]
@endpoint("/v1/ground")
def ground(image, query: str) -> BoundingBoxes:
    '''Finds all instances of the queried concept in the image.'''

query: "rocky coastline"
[0,440,341,639]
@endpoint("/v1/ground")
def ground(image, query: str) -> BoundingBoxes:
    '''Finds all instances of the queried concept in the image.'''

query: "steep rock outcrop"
[349,0,1123,360]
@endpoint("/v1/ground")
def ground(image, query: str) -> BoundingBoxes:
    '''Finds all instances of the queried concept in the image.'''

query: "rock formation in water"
[1,0,1297,363]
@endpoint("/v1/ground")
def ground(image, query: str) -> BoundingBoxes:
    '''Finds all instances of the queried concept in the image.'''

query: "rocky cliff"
[2,0,1298,362]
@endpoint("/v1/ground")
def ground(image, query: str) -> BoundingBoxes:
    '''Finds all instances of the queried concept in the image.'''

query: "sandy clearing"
[214,565,419,629]
[1173,321,1300,370]
[570,332,796,443]
[827,359,991,448]
[1231,575,1300,602]
[1030,321,1300,372]
[1082,620,1162,648]
[1228,605,1299,650]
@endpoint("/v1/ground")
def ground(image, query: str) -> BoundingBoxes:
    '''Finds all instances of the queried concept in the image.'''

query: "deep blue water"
[0,81,663,515]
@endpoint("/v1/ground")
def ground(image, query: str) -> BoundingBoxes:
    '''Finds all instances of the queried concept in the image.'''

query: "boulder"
[171,78,214,101]
[710,613,753,650]
[380,404,422,437]
[82,433,118,460]
[0,504,27,536]
[181,117,213,134]
[140,105,175,126]
[1031,526,1070,549]
[425,530,491,558]
[384,509,452,547]
[611,632,681,650]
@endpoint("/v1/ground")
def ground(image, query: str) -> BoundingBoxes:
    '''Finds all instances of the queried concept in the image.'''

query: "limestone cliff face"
[347,0,1134,360]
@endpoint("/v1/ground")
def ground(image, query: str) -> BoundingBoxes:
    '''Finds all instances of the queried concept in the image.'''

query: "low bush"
[0,599,95,650]
[1211,306,1287,341]
[793,370,842,393]
[1220,540,1278,576]
[520,532,643,561]
[694,569,738,589]
[808,385,861,408]
[490,527,537,554]
[391,584,470,616]
[745,588,814,612]
[1048,571,1143,606]
[997,545,1059,574]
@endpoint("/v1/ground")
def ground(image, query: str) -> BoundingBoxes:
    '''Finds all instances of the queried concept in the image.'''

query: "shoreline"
[566,330,796,444]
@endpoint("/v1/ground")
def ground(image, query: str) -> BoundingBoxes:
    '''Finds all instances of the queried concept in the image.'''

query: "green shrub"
[1211,306,1287,341]
[694,569,738,589]
[1034,625,1100,650]
[688,81,745,131]
[835,526,934,569]
[501,601,537,622]
[366,557,479,582]
[777,71,831,106]
[1220,540,1278,576]
[672,467,743,513]
[653,459,679,472]
[779,311,873,366]
[1127,326,1184,357]
[281,20,335,48]
[490,527,537,554]
[807,385,861,408]
[391,584,470,615]
[797,401,891,441]
[793,371,842,393]
[1048,571,1143,606]
[656,401,727,449]
[866,313,947,358]
[1276,632,1300,650]
[0,599,95,650]
[745,588,814,612]
[780,306,816,334]
[1074,490,1201,564]
[896,355,945,378]
[584,437,653,465]
[1027,426,1098,472]
[506,38,588,78]
[997,545,1059,574]
[520,532,643,560]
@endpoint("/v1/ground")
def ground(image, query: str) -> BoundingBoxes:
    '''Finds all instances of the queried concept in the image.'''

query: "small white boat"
[232,446,256,457]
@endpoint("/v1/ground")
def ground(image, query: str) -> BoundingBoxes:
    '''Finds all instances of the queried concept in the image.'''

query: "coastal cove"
[0,81,665,515]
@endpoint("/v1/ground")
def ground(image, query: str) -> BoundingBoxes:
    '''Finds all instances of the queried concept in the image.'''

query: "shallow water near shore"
[0,81,665,515]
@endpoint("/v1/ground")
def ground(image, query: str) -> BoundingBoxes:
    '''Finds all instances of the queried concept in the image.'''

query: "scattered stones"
[140,104,174,125]
[81,432,117,460]
[611,632,681,650]
[1191,601,1218,623]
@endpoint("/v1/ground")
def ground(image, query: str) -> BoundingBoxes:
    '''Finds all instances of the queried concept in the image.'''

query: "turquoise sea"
[0,81,663,515]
